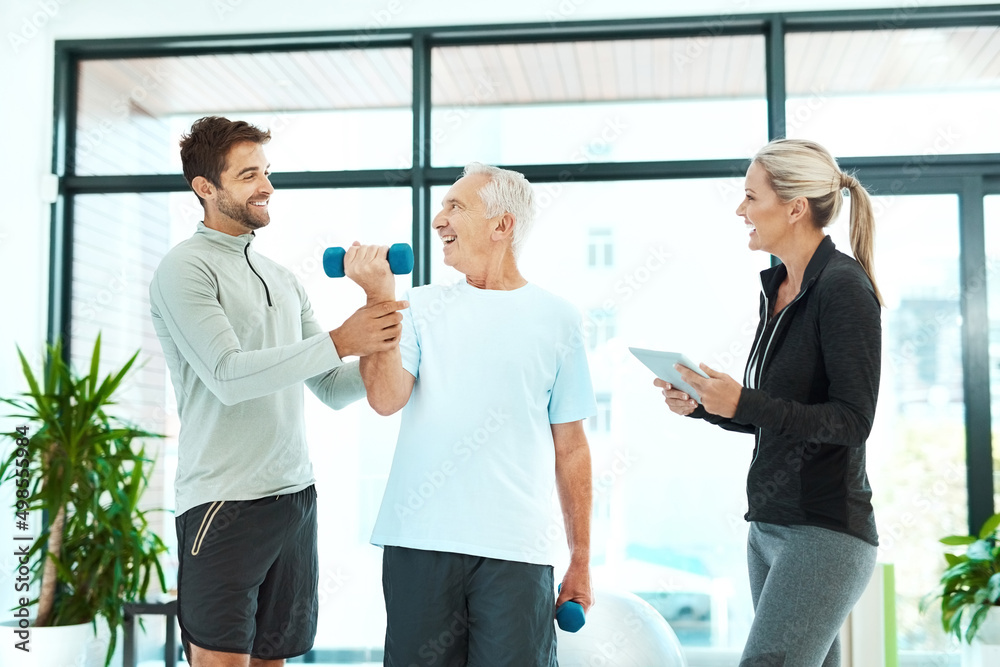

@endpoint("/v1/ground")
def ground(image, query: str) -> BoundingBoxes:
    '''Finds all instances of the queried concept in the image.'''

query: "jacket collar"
[195,221,255,255]
[759,235,837,299]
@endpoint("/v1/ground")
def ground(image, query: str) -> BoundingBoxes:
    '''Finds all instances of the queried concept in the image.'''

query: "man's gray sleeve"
[150,256,346,406]
[301,291,366,409]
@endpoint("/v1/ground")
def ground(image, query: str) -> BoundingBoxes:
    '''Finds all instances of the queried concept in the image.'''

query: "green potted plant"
[922,513,1000,663]
[0,335,168,667]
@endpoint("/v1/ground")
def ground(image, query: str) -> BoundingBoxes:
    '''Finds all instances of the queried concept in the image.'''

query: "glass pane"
[431,37,768,167]
[829,194,966,653]
[70,192,176,599]
[75,49,412,176]
[986,196,1000,513]
[786,27,1000,157]
[433,178,767,650]
[71,186,412,653]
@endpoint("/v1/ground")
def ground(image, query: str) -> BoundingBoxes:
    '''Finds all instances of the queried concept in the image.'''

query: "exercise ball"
[557,588,688,667]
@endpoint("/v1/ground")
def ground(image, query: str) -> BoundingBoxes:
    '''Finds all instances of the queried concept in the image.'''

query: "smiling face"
[204,141,273,235]
[432,173,498,274]
[735,161,794,254]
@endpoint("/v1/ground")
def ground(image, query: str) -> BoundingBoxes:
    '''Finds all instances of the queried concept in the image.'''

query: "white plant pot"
[962,607,1000,667]
[0,619,109,667]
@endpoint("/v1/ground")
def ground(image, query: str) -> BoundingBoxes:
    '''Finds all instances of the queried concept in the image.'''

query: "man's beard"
[217,186,268,230]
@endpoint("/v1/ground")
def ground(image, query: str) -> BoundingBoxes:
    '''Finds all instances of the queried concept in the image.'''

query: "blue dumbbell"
[556,585,586,632]
[323,243,414,278]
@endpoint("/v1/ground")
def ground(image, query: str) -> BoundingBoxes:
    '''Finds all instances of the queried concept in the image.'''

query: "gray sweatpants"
[740,522,877,667]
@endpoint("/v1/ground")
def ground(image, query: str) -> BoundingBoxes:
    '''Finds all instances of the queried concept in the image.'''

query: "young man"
[350,163,595,666]
[149,116,407,667]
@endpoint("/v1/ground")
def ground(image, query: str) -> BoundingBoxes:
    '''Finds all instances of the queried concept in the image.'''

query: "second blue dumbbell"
[323,243,414,278]
[555,584,586,632]
[556,600,586,632]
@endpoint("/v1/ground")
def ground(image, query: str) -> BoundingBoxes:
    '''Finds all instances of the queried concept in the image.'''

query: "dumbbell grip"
[323,243,414,278]
[556,600,586,633]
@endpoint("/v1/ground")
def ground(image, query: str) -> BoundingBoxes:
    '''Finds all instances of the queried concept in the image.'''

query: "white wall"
[0,0,995,633]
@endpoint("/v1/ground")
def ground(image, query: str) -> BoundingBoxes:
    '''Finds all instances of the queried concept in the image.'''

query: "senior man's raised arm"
[343,243,416,415]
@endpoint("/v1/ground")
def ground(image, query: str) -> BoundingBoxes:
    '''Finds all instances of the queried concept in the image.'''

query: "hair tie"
[839,173,857,190]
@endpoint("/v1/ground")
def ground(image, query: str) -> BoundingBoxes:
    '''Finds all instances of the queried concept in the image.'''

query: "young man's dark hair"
[179,116,271,207]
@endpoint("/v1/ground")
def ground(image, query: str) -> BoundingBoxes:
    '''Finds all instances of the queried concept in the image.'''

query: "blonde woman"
[657,139,882,666]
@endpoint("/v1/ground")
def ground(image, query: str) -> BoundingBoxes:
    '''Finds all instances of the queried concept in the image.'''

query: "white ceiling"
[75,26,1000,118]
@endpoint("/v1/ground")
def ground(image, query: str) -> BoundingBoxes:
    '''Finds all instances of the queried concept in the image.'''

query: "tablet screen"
[629,347,708,403]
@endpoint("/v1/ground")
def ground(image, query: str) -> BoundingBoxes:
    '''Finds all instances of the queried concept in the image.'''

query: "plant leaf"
[968,540,994,561]
[980,514,1000,540]
[967,605,993,642]
[1,335,167,667]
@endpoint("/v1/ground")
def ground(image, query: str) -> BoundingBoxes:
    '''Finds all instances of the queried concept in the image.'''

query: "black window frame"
[50,3,1000,538]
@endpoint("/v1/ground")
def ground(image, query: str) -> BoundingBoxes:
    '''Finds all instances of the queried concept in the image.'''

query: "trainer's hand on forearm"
[653,378,698,416]
[677,363,742,419]
[344,241,395,302]
[330,300,408,358]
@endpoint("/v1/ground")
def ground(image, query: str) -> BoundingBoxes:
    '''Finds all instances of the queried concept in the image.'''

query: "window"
[984,196,1000,515]
[785,27,1000,157]
[827,194,967,652]
[430,36,768,167]
[590,393,612,433]
[586,308,616,350]
[75,48,413,176]
[587,228,614,268]
[55,8,1000,663]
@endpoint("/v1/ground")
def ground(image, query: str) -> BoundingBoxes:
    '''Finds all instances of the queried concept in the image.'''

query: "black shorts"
[175,485,318,660]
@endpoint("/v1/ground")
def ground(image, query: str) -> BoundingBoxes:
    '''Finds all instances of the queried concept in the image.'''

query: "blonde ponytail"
[753,139,883,306]
[842,175,884,306]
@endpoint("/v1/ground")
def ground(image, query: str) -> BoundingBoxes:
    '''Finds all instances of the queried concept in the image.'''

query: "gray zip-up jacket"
[150,222,365,515]
[693,236,880,545]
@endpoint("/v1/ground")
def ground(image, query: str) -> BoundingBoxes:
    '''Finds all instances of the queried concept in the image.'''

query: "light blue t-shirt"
[370,280,596,566]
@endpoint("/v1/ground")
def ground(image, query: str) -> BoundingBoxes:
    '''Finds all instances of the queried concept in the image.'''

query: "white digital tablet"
[629,347,710,403]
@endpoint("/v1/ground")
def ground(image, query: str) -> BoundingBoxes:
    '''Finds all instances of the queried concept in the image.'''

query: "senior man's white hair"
[462,162,536,257]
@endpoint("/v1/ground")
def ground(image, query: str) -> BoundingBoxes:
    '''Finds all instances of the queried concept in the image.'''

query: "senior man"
[346,162,595,666]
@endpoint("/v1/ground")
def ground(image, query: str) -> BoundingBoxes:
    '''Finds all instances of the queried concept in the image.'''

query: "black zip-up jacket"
[693,236,880,546]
